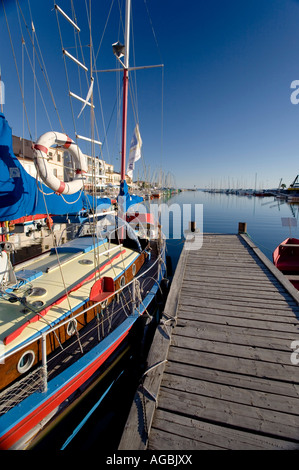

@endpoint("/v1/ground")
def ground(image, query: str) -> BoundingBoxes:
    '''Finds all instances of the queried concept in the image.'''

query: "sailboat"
[0,0,166,449]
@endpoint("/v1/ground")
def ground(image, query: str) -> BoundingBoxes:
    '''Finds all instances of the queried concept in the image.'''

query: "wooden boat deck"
[0,237,139,353]
[119,232,299,450]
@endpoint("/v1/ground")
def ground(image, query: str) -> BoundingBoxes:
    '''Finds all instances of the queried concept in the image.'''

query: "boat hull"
[0,249,166,450]
[273,237,299,272]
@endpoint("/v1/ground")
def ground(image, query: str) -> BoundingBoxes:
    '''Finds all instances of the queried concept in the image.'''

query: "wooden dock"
[119,231,299,450]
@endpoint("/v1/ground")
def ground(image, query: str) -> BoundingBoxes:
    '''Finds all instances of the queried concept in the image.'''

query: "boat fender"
[46,216,54,230]
[2,242,13,253]
[161,277,170,294]
[166,255,173,277]
[33,131,88,195]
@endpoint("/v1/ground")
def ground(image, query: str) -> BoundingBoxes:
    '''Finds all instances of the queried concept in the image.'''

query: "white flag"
[127,124,142,179]
[77,77,94,118]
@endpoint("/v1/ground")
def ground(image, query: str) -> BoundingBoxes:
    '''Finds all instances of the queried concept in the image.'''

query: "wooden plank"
[286,275,299,281]
[185,268,283,282]
[179,309,296,326]
[185,266,283,280]
[171,334,294,365]
[182,286,299,306]
[240,234,299,304]
[167,346,297,382]
[182,277,295,295]
[187,254,262,260]
[183,275,288,289]
[180,285,295,304]
[165,362,299,398]
[148,426,223,450]
[150,410,299,450]
[179,299,299,318]
[186,260,270,269]
[161,373,299,415]
[184,274,288,291]
[186,258,260,265]
[178,308,299,334]
[178,301,297,323]
[179,295,295,311]
[278,243,299,247]
[178,298,299,318]
[173,322,296,350]
[186,258,278,269]
[157,388,299,441]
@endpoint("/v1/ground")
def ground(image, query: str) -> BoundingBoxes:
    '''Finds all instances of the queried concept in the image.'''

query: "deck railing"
[0,243,165,411]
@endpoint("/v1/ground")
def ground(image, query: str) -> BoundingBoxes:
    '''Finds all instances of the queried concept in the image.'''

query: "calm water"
[164,190,299,266]
[34,190,299,451]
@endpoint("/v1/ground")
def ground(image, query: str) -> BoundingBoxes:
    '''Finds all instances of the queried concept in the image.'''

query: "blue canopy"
[0,113,111,222]
[117,180,143,212]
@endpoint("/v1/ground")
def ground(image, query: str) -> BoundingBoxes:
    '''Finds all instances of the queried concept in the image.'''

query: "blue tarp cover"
[117,180,143,212]
[0,113,111,222]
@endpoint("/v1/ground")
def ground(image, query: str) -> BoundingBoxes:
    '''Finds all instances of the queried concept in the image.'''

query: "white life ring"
[33,131,88,195]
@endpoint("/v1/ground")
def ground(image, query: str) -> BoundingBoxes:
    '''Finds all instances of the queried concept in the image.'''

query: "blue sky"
[2,0,299,189]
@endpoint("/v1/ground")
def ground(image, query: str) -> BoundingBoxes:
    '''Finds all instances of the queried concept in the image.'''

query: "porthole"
[79,259,93,265]
[132,264,136,276]
[31,287,47,297]
[17,350,35,374]
[66,319,77,337]
[120,276,125,288]
[31,300,45,309]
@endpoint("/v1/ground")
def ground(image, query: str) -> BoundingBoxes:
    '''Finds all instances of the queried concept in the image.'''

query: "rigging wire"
[16,0,65,134]
[27,0,37,141]
[94,0,115,63]
[1,1,166,373]
[2,0,32,141]
[54,2,78,141]
[143,0,164,183]
[15,5,53,132]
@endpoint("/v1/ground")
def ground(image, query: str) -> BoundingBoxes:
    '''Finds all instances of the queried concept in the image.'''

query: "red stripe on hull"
[10,214,47,225]
[0,328,130,449]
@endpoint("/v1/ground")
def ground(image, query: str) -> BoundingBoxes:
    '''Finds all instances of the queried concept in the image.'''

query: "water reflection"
[156,190,299,264]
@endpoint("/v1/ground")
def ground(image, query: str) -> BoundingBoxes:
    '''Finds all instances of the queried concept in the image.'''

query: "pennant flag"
[127,124,142,179]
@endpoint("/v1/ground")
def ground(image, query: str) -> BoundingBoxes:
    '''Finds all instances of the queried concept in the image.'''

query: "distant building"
[12,135,64,181]
[12,135,131,191]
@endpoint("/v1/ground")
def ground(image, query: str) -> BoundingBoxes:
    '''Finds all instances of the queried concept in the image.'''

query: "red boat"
[273,238,299,272]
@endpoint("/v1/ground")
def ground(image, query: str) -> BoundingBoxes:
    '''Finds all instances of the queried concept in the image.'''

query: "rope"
[142,359,168,379]
[59,187,84,205]
[138,358,168,442]
[245,231,273,254]
[37,169,84,353]
[0,287,63,349]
